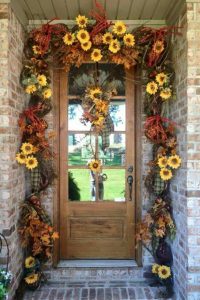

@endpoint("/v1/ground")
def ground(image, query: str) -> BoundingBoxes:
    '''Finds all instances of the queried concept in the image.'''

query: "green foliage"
[68,171,81,201]
[0,269,12,300]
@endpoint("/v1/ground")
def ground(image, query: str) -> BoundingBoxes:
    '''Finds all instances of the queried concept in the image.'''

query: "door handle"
[127,175,133,201]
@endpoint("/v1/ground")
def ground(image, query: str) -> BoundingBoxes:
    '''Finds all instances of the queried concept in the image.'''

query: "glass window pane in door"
[102,169,125,201]
[98,133,125,166]
[68,99,91,131]
[68,169,92,201]
[68,134,95,166]
[68,64,125,96]
[109,99,125,131]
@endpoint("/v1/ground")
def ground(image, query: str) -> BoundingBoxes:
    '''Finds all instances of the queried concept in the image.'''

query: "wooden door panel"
[68,202,127,216]
[69,218,124,239]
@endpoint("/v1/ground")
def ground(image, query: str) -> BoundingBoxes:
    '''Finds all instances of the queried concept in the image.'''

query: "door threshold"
[57,260,138,268]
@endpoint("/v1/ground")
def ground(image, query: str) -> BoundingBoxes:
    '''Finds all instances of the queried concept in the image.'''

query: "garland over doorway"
[17,1,181,295]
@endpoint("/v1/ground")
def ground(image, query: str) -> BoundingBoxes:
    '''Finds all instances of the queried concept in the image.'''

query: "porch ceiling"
[9,0,184,27]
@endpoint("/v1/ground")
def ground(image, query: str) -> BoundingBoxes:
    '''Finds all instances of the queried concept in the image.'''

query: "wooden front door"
[59,63,136,259]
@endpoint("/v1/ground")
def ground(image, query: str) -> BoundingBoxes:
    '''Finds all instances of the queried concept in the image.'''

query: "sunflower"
[168,155,181,169]
[109,39,120,53]
[156,72,167,86]
[158,265,171,279]
[146,81,158,95]
[93,115,105,127]
[157,156,168,168]
[63,32,75,45]
[26,156,38,170]
[43,88,52,99]
[21,143,34,155]
[88,159,101,173]
[24,273,39,285]
[152,264,160,274]
[91,49,102,62]
[25,256,36,269]
[16,152,27,164]
[77,29,90,44]
[123,33,135,47]
[76,15,88,28]
[88,87,102,100]
[95,100,109,114]
[152,40,165,54]
[102,32,113,44]
[37,74,47,87]
[113,21,126,36]
[32,45,42,55]
[160,88,172,100]
[25,85,37,94]
[160,168,172,181]
[81,41,92,51]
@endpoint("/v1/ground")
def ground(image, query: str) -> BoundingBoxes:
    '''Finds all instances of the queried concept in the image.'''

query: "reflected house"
[107,134,125,166]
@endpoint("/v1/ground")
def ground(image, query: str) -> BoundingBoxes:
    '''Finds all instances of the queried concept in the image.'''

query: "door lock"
[127,165,133,173]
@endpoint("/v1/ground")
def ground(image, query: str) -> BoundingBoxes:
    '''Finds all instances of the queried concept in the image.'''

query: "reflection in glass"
[68,99,91,131]
[68,169,91,201]
[68,134,95,166]
[103,169,125,201]
[68,169,125,202]
[98,134,125,166]
[68,64,125,96]
[110,99,125,131]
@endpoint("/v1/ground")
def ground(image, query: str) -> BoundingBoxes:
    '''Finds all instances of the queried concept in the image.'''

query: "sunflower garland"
[17,3,181,295]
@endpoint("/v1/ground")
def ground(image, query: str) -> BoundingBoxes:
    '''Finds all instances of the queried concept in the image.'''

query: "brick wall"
[170,1,200,299]
[0,3,25,298]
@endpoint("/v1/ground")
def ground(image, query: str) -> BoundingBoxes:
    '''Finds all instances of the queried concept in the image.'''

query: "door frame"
[52,65,142,266]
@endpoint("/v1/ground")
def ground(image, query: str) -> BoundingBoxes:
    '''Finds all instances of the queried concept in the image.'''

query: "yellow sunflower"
[25,85,37,94]
[43,88,52,99]
[16,152,27,164]
[76,15,88,28]
[81,41,92,51]
[123,33,135,47]
[152,264,160,274]
[88,159,102,173]
[157,156,168,168]
[146,81,158,95]
[102,32,113,44]
[25,256,36,269]
[160,168,172,181]
[77,29,90,44]
[91,49,103,62]
[21,143,34,155]
[168,155,181,169]
[95,100,109,114]
[156,72,167,86]
[63,32,75,45]
[24,273,39,285]
[32,45,42,55]
[160,88,172,100]
[93,115,105,127]
[26,156,38,170]
[113,21,126,36]
[152,40,165,54]
[109,39,120,53]
[37,74,47,87]
[88,87,102,100]
[158,265,171,279]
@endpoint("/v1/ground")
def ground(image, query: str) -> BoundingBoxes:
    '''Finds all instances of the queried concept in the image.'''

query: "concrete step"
[44,260,146,282]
